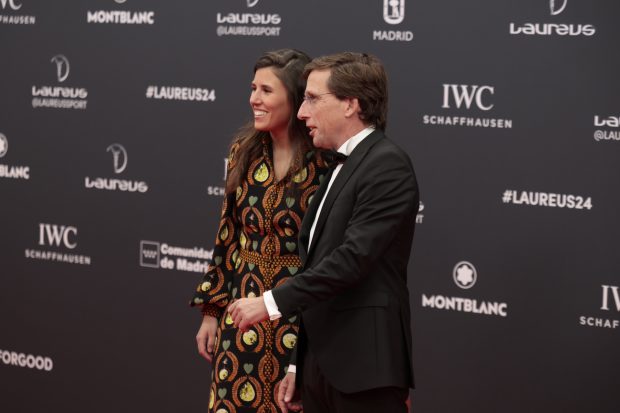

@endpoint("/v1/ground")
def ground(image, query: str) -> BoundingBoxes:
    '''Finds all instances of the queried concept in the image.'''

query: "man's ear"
[343,97,361,119]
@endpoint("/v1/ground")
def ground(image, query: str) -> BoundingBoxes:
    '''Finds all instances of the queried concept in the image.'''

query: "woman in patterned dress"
[191,49,328,413]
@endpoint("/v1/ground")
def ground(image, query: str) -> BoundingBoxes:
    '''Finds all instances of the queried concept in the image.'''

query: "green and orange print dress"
[191,139,328,413]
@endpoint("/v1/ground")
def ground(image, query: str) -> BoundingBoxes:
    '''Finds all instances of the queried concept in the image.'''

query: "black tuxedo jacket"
[272,129,419,394]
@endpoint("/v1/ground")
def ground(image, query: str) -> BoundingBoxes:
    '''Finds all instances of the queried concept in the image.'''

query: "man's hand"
[277,371,302,413]
[196,314,218,362]
[227,297,269,331]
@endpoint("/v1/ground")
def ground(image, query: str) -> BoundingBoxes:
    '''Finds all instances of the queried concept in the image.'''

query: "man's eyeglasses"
[302,92,334,105]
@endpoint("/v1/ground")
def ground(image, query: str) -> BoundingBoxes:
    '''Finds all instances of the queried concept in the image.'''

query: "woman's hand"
[196,314,218,362]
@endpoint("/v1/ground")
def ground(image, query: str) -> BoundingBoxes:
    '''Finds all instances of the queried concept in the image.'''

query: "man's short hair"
[304,52,388,130]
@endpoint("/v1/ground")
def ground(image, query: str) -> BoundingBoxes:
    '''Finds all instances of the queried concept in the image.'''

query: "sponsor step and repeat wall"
[1,0,618,412]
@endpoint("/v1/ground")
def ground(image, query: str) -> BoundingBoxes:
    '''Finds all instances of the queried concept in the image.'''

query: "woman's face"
[250,67,292,138]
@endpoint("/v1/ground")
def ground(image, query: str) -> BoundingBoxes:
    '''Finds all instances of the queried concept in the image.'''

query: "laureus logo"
[106,144,128,174]
[453,261,477,289]
[0,133,8,158]
[550,0,568,16]
[246,0,259,7]
[383,0,404,25]
[50,54,70,83]
[0,0,22,10]
[114,0,127,3]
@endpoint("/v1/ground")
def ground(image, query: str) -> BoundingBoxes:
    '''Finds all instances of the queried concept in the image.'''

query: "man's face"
[297,69,347,150]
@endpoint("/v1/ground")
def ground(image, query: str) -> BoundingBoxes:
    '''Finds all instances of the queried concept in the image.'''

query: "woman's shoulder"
[304,148,329,170]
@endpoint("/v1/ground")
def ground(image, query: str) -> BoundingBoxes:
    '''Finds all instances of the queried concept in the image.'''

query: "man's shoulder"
[367,132,414,169]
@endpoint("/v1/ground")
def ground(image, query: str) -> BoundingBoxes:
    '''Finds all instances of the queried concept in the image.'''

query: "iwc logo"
[422,83,513,129]
[579,284,620,330]
[0,0,36,25]
[207,157,228,197]
[453,261,477,289]
[24,223,92,265]
[0,0,22,10]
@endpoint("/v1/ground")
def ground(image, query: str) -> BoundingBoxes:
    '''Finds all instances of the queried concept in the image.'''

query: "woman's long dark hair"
[226,49,312,194]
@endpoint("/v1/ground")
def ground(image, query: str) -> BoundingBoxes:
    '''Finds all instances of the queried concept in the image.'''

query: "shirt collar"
[336,126,375,156]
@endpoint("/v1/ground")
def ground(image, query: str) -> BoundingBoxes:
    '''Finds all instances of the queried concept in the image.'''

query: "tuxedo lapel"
[299,167,334,265]
[305,130,383,262]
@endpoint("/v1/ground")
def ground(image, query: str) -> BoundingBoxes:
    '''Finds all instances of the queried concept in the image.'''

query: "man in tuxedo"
[228,52,419,413]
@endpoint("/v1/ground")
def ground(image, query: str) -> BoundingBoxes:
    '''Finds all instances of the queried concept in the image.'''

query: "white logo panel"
[453,261,477,289]
[579,284,620,330]
[0,133,7,158]
[421,261,508,317]
[423,84,512,129]
[550,0,568,16]
[139,240,213,273]
[383,0,405,25]
[50,54,69,83]
[25,222,91,265]
[106,143,128,174]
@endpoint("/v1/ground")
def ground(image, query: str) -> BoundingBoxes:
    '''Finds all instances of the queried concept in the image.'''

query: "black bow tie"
[323,150,348,168]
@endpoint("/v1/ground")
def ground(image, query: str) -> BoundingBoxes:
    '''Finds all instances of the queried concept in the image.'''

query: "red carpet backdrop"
[1,0,619,412]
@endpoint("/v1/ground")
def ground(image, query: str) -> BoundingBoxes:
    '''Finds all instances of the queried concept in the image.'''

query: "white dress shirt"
[263,126,375,320]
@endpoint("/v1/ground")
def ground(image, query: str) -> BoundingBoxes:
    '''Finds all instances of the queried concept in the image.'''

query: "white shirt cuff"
[287,364,297,374]
[263,290,282,320]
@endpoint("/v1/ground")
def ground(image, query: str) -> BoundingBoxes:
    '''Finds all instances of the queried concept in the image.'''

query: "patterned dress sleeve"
[190,144,241,318]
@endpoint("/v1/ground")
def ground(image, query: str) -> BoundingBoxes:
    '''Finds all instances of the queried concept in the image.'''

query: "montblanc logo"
[0,0,36,25]
[50,54,69,82]
[107,143,128,174]
[0,133,31,180]
[550,0,568,15]
[87,0,155,25]
[579,284,619,330]
[453,261,477,289]
[0,133,7,158]
[421,261,508,317]
[31,54,88,110]
[423,84,513,129]
[373,0,412,42]
[24,223,91,265]
[509,0,595,37]
[0,0,22,10]
[84,144,148,193]
[383,0,404,25]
